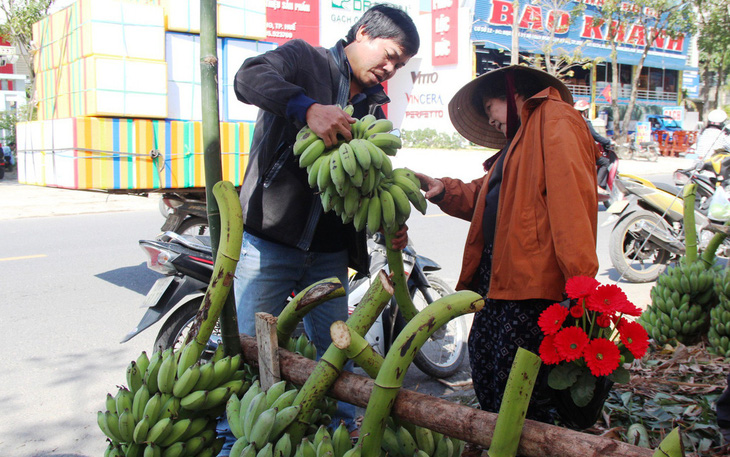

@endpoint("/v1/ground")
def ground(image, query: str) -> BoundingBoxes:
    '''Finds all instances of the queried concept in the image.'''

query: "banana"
[98,410,122,443]
[231,437,252,457]
[343,104,355,116]
[434,435,454,457]
[221,379,246,398]
[243,391,268,441]
[294,131,320,157]
[349,165,364,188]
[339,143,359,177]
[393,174,428,215]
[180,390,208,411]
[156,350,178,395]
[115,387,134,414]
[181,416,209,441]
[173,364,201,398]
[358,114,377,134]
[132,415,152,444]
[241,443,258,457]
[320,185,337,212]
[317,152,334,192]
[127,360,144,393]
[126,443,144,457]
[330,150,348,196]
[367,132,401,150]
[158,418,192,447]
[210,356,233,389]
[380,426,401,457]
[308,154,325,189]
[363,118,393,136]
[353,197,370,232]
[298,438,317,457]
[265,380,289,408]
[161,442,186,457]
[317,435,334,457]
[367,190,382,234]
[343,186,360,219]
[350,119,363,140]
[332,422,352,457]
[392,167,421,190]
[379,187,396,231]
[386,182,411,222]
[396,426,417,457]
[239,380,262,420]
[177,341,203,378]
[341,446,361,457]
[192,361,214,392]
[257,442,274,457]
[362,140,384,170]
[147,417,174,445]
[296,125,314,141]
[250,406,278,449]
[105,393,117,415]
[415,426,435,456]
[143,443,161,457]
[227,394,245,439]
[202,386,232,410]
[360,165,376,196]
[132,384,151,422]
[269,404,301,440]
[299,139,327,169]
[380,152,393,177]
[274,432,292,457]
[350,139,372,170]
[270,388,298,410]
[159,395,181,420]
[142,393,163,425]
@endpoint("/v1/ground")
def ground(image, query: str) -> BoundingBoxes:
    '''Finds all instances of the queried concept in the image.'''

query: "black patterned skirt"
[469,244,556,423]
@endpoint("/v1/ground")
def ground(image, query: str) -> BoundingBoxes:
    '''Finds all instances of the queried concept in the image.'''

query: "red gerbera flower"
[596,313,613,328]
[553,326,590,362]
[538,303,569,335]
[569,304,584,318]
[619,321,650,359]
[565,276,599,300]
[539,334,562,365]
[583,338,621,377]
[615,299,643,317]
[586,284,629,313]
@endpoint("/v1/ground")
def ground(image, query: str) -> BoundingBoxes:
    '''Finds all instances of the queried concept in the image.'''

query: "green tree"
[694,0,730,114]
[0,0,53,81]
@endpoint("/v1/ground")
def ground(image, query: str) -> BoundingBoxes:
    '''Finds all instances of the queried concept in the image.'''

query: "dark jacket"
[234,39,389,273]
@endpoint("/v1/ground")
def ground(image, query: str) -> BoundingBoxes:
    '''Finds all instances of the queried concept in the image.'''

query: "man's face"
[346,27,411,90]
[483,97,509,137]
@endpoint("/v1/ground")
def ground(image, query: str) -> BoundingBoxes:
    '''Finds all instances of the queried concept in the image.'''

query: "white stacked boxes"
[162,0,266,40]
[16,119,77,188]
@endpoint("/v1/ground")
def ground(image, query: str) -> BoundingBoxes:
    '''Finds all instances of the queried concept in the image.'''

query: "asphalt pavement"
[0,149,693,220]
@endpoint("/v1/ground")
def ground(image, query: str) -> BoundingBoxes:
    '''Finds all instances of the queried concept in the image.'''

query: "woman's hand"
[414,172,445,200]
[389,224,409,251]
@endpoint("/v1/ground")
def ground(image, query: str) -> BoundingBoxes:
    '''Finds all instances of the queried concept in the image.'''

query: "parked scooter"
[123,231,467,378]
[598,143,621,209]
[607,170,730,283]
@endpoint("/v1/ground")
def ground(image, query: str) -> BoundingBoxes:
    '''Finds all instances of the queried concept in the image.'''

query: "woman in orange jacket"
[416,66,599,422]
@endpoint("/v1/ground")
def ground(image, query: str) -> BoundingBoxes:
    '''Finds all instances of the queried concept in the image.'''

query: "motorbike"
[607,169,730,283]
[158,191,210,235]
[598,143,621,209]
[122,231,468,378]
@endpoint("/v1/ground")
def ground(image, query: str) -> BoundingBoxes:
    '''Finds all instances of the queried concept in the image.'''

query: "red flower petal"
[619,321,650,359]
[538,303,569,335]
[565,276,600,300]
[569,304,584,318]
[553,326,590,362]
[616,300,643,317]
[583,338,621,377]
[596,313,613,328]
[586,284,629,313]
[539,334,563,365]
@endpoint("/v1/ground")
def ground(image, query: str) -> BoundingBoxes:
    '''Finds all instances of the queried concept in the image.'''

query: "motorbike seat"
[654,181,682,197]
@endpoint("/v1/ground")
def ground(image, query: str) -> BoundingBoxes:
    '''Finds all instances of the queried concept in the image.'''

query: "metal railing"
[566,84,678,103]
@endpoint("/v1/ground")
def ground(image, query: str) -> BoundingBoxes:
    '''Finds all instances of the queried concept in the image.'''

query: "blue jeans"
[218,232,357,455]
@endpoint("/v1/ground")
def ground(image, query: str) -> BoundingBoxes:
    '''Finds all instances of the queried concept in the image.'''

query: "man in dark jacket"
[231,3,419,437]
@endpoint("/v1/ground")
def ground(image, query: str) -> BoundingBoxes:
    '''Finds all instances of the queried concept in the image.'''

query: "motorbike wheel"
[177,216,210,237]
[396,274,467,378]
[153,296,221,357]
[609,210,672,283]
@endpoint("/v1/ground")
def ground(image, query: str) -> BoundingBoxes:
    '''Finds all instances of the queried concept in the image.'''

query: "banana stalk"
[276,278,346,349]
[285,270,394,443]
[200,0,240,356]
[487,348,541,457]
[682,183,698,264]
[331,320,384,378]
[700,220,730,268]
[384,230,419,321]
[358,290,485,456]
[188,181,244,353]
[651,427,684,457]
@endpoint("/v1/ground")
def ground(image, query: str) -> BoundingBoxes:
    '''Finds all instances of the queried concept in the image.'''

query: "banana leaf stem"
[384,231,418,321]
[488,348,541,457]
[358,290,485,456]
[683,184,698,263]
[276,278,346,348]
[700,220,730,268]
[331,320,384,378]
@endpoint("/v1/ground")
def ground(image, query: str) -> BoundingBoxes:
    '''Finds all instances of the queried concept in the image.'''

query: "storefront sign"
[636,121,651,143]
[266,0,320,45]
[432,0,458,66]
[471,0,689,70]
[320,0,419,47]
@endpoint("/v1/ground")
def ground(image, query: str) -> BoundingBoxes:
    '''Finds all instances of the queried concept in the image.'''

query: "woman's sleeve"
[435,176,486,222]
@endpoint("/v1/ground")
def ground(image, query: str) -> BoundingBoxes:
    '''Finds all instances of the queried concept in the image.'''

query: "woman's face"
[483,97,509,137]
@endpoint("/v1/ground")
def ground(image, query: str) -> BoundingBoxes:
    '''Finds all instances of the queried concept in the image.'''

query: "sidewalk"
[0,149,693,221]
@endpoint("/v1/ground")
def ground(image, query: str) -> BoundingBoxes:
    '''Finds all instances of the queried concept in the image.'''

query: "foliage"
[401,128,467,149]
[694,0,730,112]
[0,0,53,80]
[0,102,36,146]
[598,343,729,456]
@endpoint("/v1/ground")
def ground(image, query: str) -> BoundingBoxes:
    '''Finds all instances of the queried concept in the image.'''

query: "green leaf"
[570,371,597,407]
[547,362,582,390]
[608,366,630,384]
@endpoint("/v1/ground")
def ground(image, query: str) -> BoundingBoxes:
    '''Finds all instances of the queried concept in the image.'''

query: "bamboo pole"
[200,0,240,355]
[238,336,656,457]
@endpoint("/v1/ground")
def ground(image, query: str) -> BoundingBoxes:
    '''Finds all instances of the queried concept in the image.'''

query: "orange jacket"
[437,87,599,302]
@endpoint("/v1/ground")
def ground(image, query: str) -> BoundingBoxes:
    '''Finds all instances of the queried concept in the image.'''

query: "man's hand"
[389,224,409,251]
[306,104,356,147]
[414,172,445,200]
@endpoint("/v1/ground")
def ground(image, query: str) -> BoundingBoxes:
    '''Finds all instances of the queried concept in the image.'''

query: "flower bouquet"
[538,276,649,428]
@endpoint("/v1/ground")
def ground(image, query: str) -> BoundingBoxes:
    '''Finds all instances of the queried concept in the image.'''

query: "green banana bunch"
[708,268,730,356]
[377,423,463,457]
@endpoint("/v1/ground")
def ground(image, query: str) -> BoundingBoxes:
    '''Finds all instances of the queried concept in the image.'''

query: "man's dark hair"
[345,4,420,57]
